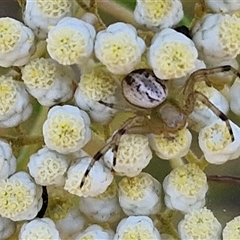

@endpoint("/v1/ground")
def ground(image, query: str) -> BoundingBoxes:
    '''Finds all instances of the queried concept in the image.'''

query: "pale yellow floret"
[100,33,140,67]
[203,123,231,151]
[119,174,152,201]
[22,225,56,240]
[182,208,220,239]
[36,0,72,17]
[122,224,155,240]
[141,0,172,22]
[0,179,35,218]
[79,69,117,101]
[155,42,195,78]
[37,157,66,182]
[22,58,55,88]
[47,114,85,150]
[223,216,240,239]
[219,14,240,55]
[169,163,207,196]
[0,76,17,115]
[97,181,117,200]
[0,18,20,52]
[117,134,149,165]
[48,28,87,64]
[153,128,189,156]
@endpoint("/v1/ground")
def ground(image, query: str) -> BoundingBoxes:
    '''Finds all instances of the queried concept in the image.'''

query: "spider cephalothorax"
[80,65,240,188]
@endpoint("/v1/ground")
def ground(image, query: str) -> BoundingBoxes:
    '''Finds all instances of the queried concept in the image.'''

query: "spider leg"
[99,100,135,112]
[112,134,121,167]
[112,125,150,167]
[80,140,114,188]
[80,115,146,188]
[183,91,234,141]
[184,65,240,96]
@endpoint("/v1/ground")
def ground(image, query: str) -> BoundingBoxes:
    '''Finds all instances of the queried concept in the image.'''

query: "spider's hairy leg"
[183,65,240,95]
[80,115,147,188]
[183,91,234,141]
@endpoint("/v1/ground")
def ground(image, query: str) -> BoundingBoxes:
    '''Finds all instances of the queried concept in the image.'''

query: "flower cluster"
[1,0,240,239]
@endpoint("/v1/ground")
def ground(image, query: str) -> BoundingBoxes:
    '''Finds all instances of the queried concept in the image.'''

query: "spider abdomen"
[122,69,168,109]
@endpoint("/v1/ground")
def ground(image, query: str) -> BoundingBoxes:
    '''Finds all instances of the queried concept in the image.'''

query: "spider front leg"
[184,65,240,95]
[80,115,147,188]
[98,100,140,113]
[182,90,234,141]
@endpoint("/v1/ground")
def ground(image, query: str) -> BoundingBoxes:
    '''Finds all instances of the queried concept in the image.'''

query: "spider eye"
[122,69,168,109]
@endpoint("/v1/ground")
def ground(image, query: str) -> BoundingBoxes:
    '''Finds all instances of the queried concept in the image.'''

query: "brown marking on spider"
[80,66,240,188]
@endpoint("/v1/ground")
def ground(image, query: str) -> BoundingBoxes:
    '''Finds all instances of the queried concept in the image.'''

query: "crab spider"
[80,65,240,188]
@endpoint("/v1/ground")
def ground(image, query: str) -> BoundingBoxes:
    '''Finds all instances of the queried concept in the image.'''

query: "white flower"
[222,215,240,240]
[178,208,222,240]
[19,217,60,240]
[198,119,240,164]
[0,76,32,128]
[0,139,16,180]
[43,105,91,154]
[148,28,198,79]
[114,216,161,240]
[74,67,118,124]
[0,17,35,67]
[55,207,86,238]
[192,13,240,64]
[79,181,121,223]
[189,81,229,129]
[205,0,240,13]
[118,173,161,216]
[47,17,96,65]
[74,224,114,240]
[149,128,192,160]
[104,134,152,177]
[163,163,208,213]
[23,0,74,39]
[64,156,113,197]
[28,147,69,186]
[134,0,183,31]
[94,22,146,74]
[230,77,240,115]
[21,58,75,106]
[0,216,16,240]
[0,171,42,221]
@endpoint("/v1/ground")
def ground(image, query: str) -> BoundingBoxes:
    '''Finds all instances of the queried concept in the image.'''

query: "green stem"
[169,158,184,168]
[17,104,47,170]
[156,209,180,239]
[185,150,208,170]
